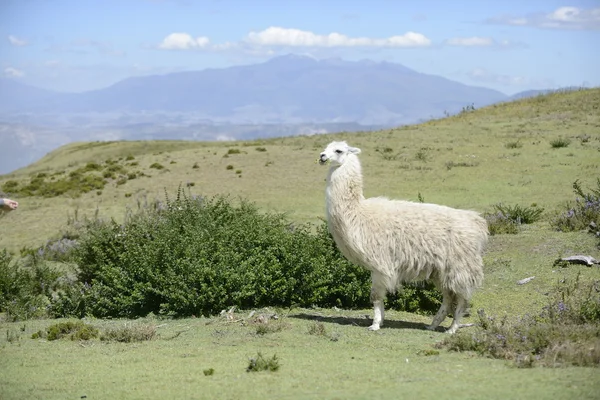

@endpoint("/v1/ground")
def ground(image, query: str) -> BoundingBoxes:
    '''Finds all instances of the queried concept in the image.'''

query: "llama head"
[319,141,361,166]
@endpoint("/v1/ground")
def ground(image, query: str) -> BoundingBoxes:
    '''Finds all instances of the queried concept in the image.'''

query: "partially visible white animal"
[318,141,488,333]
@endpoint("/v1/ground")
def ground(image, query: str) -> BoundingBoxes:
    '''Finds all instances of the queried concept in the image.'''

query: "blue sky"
[1,0,599,94]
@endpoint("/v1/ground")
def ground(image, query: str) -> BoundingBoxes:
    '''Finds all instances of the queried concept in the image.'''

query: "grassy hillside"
[1,88,599,251]
[1,89,599,399]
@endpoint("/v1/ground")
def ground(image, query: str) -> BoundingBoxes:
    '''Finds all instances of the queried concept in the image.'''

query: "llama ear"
[348,146,361,155]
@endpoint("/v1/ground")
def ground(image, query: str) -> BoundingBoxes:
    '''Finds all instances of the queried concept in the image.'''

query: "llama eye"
[335,150,343,154]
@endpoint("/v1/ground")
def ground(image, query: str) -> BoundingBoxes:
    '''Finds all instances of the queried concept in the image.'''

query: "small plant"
[307,321,327,336]
[227,148,241,155]
[504,140,523,149]
[186,182,195,187]
[150,163,164,170]
[116,177,128,186]
[235,170,242,175]
[100,323,156,342]
[128,161,139,167]
[445,161,479,170]
[226,165,234,170]
[376,147,397,161]
[45,321,99,341]
[415,148,430,162]
[459,103,476,114]
[83,162,102,172]
[170,160,177,164]
[255,147,267,152]
[125,193,132,198]
[203,368,215,376]
[127,173,137,180]
[439,275,600,367]
[492,203,544,224]
[192,162,200,169]
[577,134,590,144]
[125,154,135,161]
[550,137,571,148]
[265,161,274,167]
[246,352,280,372]
[417,192,425,203]
[552,179,600,235]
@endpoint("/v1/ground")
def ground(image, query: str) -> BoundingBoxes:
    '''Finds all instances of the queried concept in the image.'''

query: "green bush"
[483,203,543,235]
[150,163,164,170]
[504,140,523,149]
[2,172,106,198]
[44,321,98,341]
[72,190,441,318]
[550,137,571,148]
[0,250,62,321]
[552,179,600,233]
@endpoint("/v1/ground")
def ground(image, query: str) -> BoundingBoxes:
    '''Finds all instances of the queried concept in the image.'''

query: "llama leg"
[427,291,453,331]
[446,296,468,334]
[369,274,386,331]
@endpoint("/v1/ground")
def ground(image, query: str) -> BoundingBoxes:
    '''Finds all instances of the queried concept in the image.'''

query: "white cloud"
[467,68,553,88]
[8,35,28,46]
[446,37,494,46]
[488,6,600,30]
[245,27,431,48]
[445,36,524,49]
[4,67,25,78]
[158,33,210,50]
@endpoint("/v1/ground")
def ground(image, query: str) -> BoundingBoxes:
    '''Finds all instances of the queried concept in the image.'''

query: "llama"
[318,141,488,334]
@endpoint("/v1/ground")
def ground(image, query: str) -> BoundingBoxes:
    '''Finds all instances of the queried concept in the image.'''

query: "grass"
[0,89,600,398]
[2,89,598,252]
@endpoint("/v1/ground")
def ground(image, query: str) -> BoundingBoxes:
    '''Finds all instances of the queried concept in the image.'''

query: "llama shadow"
[290,312,442,332]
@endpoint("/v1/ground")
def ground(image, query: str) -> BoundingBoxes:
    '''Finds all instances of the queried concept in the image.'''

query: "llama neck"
[326,155,364,214]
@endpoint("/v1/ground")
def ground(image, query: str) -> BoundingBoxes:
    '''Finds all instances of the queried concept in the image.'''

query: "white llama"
[318,141,488,334]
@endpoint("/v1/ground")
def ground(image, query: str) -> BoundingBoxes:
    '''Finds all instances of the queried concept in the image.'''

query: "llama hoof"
[368,324,381,331]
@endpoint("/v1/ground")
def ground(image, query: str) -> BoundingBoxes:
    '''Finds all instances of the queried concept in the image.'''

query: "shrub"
[552,179,600,233]
[192,162,200,169]
[83,162,102,172]
[105,164,127,174]
[415,148,430,162]
[255,147,267,152]
[504,140,523,149]
[226,165,234,170]
[0,250,63,321]
[247,352,279,372]
[550,137,571,148]
[126,155,135,161]
[43,321,98,341]
[445,161,479,170]
[439,275,600,367]
[72,189,441,318]
[3,172,106,198]
[491,203,544,225]
[484,203,543,235]
[150,163,164,170]
[227,148,241,155]
[100,323,156,342]
[376,147,398,161]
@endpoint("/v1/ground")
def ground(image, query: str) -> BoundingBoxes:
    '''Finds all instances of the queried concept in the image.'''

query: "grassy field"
[1,89,600,399]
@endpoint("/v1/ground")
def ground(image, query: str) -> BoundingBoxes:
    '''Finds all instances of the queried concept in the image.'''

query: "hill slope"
[1,88,599,251]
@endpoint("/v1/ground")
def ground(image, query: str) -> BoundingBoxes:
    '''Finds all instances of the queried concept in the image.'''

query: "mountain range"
[0,54,561,174]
